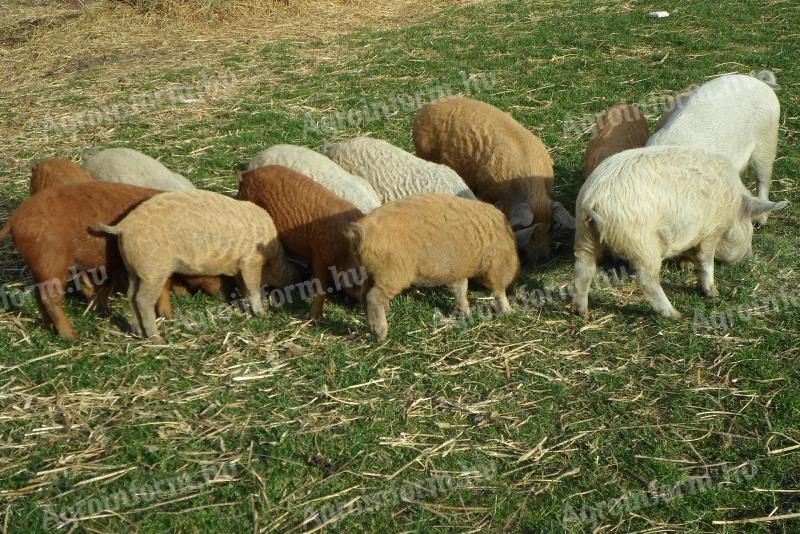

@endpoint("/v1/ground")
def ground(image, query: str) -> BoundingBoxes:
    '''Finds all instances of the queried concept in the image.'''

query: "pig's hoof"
[372,325,388,343]
[493,302,511,315]
[58,329,78,341]
[248,302,265,317]
[704,285,720,298]
[661,308,682,320]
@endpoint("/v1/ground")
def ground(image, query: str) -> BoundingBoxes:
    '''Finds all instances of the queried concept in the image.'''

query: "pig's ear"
[80,148,99,162]
[552,201,576,230]
[513,224,540,250]
[744,195,789,218]
[509,202,534,228]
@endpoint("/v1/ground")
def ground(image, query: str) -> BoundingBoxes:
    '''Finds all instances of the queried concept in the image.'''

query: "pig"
[346,193,520,341]
[412,96,557,261]
[247,144,381,213]
[100,190,296,340]
[583,103,649,177]
[647,74,780,225]
[237,165,364,319]
[0,182,170,340]
[29,158,95,195]
[321,137,476,202]
[572,146,788,319]
[82,148,195,192]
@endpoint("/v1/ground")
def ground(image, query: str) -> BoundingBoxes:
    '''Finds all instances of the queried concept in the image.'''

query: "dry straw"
[0,0,483,177]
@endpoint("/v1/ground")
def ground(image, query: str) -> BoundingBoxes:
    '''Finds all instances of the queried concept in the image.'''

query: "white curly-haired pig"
[321,137,476,203]
[83,148,195,192]
[247,144,381,213]
[648,74,780,225]
[573,146,788,319]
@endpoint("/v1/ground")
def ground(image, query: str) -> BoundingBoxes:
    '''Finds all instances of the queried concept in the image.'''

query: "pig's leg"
[30,262,75,339]
[91,281,115,314]
[360,276,374,311]
[492,290,511,314]
[239,255,265,317]
[481,260,514,314]
[37,280,77,340]
[752,130,777,226]
[477,262,514,315]
[573,250,599,318]
[309,259,330,321]
[448,279,470,315]
[40,292,76,340]
[633,257,681,319]
[691,242,719,298]
[127,273,143,337]
[135,276,168,339]
[78,274,97,300]
[365,283,394,342]
[33,290,54,329]
[156,281,173,319]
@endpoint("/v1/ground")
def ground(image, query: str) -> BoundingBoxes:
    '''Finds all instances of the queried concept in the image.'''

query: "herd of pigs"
[0,72,788,342]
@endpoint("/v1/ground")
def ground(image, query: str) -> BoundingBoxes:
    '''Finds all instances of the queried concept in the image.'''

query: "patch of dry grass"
[1,0,798,531]
[116,0,304,20]
[0,0,485,172]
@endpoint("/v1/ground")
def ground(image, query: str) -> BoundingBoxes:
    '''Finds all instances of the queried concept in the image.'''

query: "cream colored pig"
[346,193,520,341]
[573,146,788,319]
[101,190,295,340]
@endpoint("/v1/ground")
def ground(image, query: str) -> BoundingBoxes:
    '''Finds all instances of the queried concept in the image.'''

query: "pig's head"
[340,224,368,300]
[716,195,788,264]
[510,200,551,262]
[337,258,365,301]
[511,200,576,263]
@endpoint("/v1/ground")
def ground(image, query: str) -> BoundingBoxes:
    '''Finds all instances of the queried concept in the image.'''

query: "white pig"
[572,146,788,319]
[648,74,780,225]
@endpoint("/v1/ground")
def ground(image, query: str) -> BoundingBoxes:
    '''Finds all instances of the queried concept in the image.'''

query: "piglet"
[346,193,520,341]
[100,190,296,340]
[573,146,788,319]
[238,165,364,319]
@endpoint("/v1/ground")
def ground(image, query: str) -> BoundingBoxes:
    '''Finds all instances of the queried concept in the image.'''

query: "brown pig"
[237,165,364,319]
[346,193,520,341]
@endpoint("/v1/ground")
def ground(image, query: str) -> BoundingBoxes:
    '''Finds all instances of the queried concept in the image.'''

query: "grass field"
[1,0,799,532]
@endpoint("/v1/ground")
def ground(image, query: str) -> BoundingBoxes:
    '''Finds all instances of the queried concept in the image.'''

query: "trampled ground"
[0,0,798,532]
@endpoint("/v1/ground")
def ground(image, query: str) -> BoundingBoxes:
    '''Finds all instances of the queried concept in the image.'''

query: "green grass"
[1,0,799,532]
